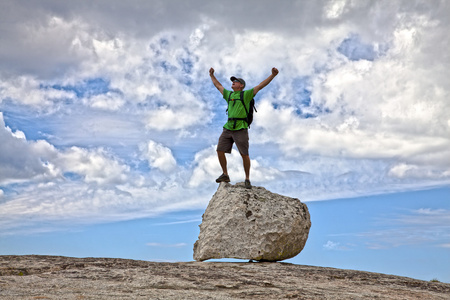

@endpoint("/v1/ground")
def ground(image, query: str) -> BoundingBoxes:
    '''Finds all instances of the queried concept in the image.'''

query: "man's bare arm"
[209,68,224,95]
[253,67,279,95]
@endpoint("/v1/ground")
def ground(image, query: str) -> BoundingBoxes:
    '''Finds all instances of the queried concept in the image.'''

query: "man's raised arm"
[253,67,279,95]
[209,68,224,95]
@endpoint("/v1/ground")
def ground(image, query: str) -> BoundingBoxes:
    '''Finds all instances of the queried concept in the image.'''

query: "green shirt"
[222,88,254,130]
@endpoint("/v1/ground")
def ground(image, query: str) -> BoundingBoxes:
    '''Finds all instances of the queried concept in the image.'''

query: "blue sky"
[0,0,449,283]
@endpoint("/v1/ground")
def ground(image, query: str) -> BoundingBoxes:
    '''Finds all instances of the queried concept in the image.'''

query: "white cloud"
[397,208,450,226]
[57,147,129,185]
[141,140,177,173]
[0,112,130,186]
[323,240,340,250]
[146,102,210,131]
[83,92,125,111]
[0,76,76,109]
[323,240,351,251]
[414,208,446,216]
[0,171,214,235]
[187,146,223,188]
[0,112,59,184]
[357,208,450,249]
[388,163,418,178]
[246,15,450,181]
[324,0,347,19]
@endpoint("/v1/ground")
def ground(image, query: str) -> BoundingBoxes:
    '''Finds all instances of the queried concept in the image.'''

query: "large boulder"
[193,182,311,262]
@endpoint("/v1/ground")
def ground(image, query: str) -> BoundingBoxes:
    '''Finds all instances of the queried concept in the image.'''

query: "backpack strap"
[225,92,237,113]
[226,92,232,105]
[238,91,249,117]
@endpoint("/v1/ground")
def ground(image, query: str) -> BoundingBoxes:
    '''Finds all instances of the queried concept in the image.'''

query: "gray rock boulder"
[193,182,311,262]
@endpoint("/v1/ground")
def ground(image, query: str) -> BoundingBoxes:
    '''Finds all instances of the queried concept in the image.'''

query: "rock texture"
[1,255,450,299]
[193,182,311,262]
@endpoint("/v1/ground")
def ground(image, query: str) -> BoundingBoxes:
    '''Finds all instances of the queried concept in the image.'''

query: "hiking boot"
[215,173,230,183]
[245,179,252,189]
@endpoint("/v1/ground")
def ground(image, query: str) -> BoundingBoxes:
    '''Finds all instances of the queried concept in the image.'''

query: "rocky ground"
[0,255,449,299]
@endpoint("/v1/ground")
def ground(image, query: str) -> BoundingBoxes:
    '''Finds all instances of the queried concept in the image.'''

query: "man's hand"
[209,68,215,76]
[272,67,279,76]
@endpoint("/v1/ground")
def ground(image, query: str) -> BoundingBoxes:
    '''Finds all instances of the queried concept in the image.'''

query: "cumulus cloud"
[57,147,129,185]
[246,12,450,183]
[0,112,59,183]
[0,112,130,186]
[83,92,125,111]
[0,76,76,109]
[140,140,177,173]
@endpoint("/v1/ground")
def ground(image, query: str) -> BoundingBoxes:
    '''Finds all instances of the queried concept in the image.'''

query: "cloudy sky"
[1,0,449,282]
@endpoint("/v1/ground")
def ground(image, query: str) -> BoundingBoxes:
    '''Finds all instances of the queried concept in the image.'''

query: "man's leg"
[216,129,233,183]
[242,154,252,189]
[217,150,228,175]
[216,150,230,183]
[233,128,251,188]
[242,154,250,180]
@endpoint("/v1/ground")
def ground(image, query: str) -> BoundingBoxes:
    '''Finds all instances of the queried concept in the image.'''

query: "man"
[209,67,279,189]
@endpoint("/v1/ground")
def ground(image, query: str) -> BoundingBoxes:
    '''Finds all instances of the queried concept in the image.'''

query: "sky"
[0,0,449,283]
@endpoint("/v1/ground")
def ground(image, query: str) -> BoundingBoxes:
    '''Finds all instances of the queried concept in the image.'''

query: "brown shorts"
[217,128,249,156]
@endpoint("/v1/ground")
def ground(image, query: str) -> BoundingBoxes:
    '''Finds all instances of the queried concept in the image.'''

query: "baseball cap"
[230,76,246,88]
